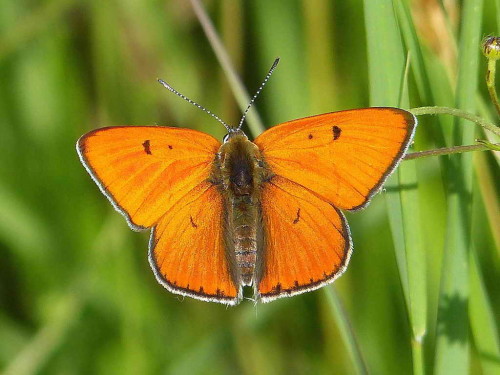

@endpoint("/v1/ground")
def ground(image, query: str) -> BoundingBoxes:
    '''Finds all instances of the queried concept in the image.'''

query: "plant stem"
[486,59,500,117]
[405,142,499,160]
[410,106,500,137]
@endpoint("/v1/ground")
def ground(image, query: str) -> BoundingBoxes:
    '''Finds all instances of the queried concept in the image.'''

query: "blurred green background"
[0,0,498,374]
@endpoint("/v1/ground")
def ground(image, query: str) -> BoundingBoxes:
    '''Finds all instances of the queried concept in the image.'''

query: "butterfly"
[77,59,416,305]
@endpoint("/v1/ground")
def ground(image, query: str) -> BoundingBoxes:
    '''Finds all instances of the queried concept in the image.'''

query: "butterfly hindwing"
[77,126,220,229]
[254,108,416,210]
[258,176,351,302]
[149,181,240,305]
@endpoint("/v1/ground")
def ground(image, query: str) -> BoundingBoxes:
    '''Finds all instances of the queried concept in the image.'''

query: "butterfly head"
[222,128,247,143]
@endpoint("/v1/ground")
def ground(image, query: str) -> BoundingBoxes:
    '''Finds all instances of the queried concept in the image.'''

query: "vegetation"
[0,0,498,374]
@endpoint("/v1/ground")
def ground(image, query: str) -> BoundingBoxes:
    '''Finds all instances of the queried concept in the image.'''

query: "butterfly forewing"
[254,108,416,210]
[77,126,220,229]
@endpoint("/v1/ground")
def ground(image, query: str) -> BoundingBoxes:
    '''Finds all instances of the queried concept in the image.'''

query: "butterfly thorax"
[212,132,271,288]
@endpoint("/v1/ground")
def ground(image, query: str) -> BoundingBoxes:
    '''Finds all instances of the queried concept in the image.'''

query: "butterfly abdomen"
[215,133,267,287]
[232,202,259,285]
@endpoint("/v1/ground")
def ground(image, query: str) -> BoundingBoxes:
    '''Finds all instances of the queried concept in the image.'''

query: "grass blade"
[323,288,368,375]
[434,1,484,374]
[364,2,427,374]
[470,247,500,375]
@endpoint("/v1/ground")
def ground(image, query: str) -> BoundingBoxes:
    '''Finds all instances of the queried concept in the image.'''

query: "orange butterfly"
[77,59,416,305]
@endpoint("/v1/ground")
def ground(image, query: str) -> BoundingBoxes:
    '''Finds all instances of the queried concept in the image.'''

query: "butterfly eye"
[223,133,230,143]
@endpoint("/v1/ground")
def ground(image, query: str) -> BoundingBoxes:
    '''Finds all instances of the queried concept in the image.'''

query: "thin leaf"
[434,1,484,374]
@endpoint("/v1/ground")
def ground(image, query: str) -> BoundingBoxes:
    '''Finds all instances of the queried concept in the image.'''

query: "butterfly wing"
[149,181,240,305]
[258,176,351,302]
[78,126,239,304]
[77,126,220,229]
[254,108,416,210]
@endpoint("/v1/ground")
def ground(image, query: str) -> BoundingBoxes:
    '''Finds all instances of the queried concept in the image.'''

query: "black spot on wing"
[216,288,226,297]
[293,208,301,224]
[332,126,341,140]
[308,134,313,139]
[190,216,198,228]
[168,145,173,150]
[272,283,282,293]
[142,140,152,154]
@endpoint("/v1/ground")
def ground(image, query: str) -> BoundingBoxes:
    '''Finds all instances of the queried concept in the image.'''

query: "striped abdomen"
[232,202,259,285]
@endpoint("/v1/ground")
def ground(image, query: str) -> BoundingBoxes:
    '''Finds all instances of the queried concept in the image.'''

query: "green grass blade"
[364,2,427,375]
[323,288,368,375]
[434,0,484,374]
[394,0,433,104]
[363,1,406,299]
[496,0,500,31]
[398,159,427,375]
[470,247,500,375]
[363,1,405,105]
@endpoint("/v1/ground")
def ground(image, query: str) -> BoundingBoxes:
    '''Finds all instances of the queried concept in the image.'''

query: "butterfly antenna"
[237,57,280,131]
[158,79,231,132]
